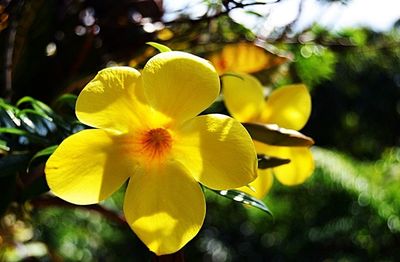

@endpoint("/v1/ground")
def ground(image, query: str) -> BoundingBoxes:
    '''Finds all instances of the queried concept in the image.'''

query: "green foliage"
[338,28,368,45]
[0,96,80,215]
[1,1,400,260]
[293,44,338,87]
[8,147,394,261]
[306,28,400,159]
[313,147,400,225]
[186,148,400,261]
[31,189,150,261]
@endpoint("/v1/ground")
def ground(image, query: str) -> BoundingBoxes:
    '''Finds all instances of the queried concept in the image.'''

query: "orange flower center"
[140,128,172,159]
[218,58,227,72]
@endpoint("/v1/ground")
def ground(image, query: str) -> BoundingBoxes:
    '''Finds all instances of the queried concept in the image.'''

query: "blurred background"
[0,0,399,261]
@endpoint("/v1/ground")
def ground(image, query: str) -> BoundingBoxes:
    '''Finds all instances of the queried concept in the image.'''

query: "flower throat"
[140,128,172,159]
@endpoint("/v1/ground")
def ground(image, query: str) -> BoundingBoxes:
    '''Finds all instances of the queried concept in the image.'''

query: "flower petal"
[76,67,151,133]
[209,43,285,75]
[173,114,257,190]
[260,84,311,130]
[237,168,273,199]
[45,129,134,204]
[255,141,314,185]
[123,163,205,255]
[222,73,265,123]
[141,51,220,125]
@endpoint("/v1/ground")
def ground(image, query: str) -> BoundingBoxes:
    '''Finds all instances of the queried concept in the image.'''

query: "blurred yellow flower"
[45,52,257,255]
[208,42,288,75]
[156,28,174,41]
[222,72,314,199]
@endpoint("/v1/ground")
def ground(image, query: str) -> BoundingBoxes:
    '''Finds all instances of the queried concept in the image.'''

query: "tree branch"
[30,196,127,226]
[3,0,24,100]
[164,0,280,25]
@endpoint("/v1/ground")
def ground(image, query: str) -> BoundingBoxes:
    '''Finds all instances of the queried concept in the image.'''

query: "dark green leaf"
[146,42,172,53]
[19,114,36,132]
[243,123,314,147]
[18,108,53,121]
[54,94,77,109]
[0,106,21,127]
[201,100,228,115]
[258,154,290,169]
[17,96,55,117]
[0,127,49,144]
[33,100,55,116]
[0,176,17,216]
[0,153,31,178]
[28,145,58,171]
[18,110,54,136]
[212,189,272,215]
[19,174,49,201]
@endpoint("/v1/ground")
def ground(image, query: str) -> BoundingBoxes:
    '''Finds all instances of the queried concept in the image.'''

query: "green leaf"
[0,105,21,127]
[0,153,31,178]
[212,189,273,215]
[0,139,10,151]
[17,96,55,117]
[33,100,55,116]
[146,42,172,53]
[54,94,77,109]
[220,73,244,80]
[16,96,39,107]
[28,145,58,171]
[17,109,54,136]
[245,10,263,17]
[201,100,227,115]
[243,123,314,147]
[0,127,49,144]
[0,127,30,136]
[18,108,53,121]
[0,99,18,112]
[258,154,290,169]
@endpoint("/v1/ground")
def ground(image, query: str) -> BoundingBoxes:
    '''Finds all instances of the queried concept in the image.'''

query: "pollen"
[140,128,172,159]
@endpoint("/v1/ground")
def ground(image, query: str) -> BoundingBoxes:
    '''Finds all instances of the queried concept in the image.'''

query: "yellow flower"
[222,72,315,199]
[208,42,288,75]
[45,52,257,255]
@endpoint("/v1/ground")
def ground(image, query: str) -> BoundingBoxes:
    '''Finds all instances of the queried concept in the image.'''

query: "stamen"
[140,128,172,159]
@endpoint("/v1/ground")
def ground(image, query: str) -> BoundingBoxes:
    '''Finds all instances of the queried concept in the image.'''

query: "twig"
[30,196,127,226]
[275,0,304,41]
[68,33,94,77]
[3,0,24,100]
[164,0,280,25]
